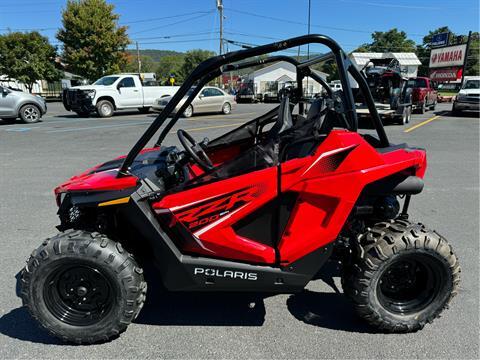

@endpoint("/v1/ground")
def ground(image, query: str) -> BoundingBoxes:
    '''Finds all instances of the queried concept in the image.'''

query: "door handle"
[133,90,139,92]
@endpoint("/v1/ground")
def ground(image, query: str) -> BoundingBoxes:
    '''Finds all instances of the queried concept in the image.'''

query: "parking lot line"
[404,114,442,133]
[46,121,152,133]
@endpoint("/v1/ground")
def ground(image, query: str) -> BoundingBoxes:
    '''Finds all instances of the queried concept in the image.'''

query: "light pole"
[216,0,224,87]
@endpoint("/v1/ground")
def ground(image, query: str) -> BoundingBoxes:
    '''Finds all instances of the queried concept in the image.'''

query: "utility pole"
[136,41,142,74]
[216,0,224,87]
[217,0,224,56]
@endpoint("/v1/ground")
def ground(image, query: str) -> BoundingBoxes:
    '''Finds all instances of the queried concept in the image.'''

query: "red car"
[407,77,438,114]
[20,35,459,344]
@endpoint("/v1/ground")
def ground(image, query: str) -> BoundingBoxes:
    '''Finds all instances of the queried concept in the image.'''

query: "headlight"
[86,90,96,99]
[457,94,467,101]
[56,192,67,207]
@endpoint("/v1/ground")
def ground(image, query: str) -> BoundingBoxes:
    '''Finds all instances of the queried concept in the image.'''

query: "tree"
[355,28,416,53]
[464,32,479,76]
[0,31,60,93]
[121,54,157,73]
[180,49,216,80]
[416,27,457,76]
[57,0,130,81]
[156,54,185,83]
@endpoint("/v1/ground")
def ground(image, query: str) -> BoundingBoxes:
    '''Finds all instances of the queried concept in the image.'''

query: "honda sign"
[429,44,467,68]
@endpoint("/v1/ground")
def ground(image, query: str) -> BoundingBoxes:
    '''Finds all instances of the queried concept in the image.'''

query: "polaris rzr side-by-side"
[20,35,460,344]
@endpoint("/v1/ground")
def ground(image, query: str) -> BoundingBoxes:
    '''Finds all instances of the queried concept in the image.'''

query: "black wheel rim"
[377,253,447,315]
[44,264,115,326]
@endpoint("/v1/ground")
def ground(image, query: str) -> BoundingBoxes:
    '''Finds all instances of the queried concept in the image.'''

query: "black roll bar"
[119,34,388,175]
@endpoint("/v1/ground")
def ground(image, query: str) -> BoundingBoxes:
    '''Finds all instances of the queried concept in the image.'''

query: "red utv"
[20,35,460,344]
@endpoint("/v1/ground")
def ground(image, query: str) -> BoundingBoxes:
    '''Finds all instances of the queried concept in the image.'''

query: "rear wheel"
[342,219,460,332]
[222,102,232,115]
[21,230,146,344]
[20,104,41,123]
[418,98,426,114]
[96,100,114,118]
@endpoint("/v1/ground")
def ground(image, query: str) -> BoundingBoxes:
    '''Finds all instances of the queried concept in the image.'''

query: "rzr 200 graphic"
[173,187,258,232]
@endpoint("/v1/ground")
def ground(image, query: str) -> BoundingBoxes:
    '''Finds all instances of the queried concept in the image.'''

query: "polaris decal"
[174,187,257,231]
[194,267,258,281]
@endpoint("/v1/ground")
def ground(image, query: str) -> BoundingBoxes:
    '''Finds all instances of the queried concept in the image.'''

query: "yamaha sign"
[429,44,467,68]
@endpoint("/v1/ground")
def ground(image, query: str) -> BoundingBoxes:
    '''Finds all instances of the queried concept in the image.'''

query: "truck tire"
[342,219,460,333]
[96,100,114,118]
[20,230,147,344]
[418,98,426,114]
[19,104,41,123]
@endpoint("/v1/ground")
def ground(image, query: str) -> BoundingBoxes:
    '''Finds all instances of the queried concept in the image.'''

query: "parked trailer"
[356,102,412,125]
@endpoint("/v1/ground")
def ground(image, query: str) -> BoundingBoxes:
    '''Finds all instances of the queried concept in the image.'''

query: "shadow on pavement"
[286,290,374,333]
[2,264,372,345]
[135,276,266,327]
[0,307,63,345]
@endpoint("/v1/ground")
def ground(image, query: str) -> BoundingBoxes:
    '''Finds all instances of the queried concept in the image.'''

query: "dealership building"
[245,61,329,96]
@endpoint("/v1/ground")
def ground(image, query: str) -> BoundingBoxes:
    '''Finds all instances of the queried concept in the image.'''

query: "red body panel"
[152,130,427,265]
[55,170,138,194]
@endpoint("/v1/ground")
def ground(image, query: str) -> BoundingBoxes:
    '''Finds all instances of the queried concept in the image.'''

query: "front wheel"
[96,100,114,118]
[20,104,41,123]
[342,219,460,332]
[182,104,193,118]
[21,230,146,344]
[222,102,232,115]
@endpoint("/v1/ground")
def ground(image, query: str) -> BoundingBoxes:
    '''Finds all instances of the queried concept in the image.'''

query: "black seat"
[266,95,293,140]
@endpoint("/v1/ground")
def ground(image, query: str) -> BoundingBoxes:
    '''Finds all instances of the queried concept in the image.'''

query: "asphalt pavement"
[0,102,478,359]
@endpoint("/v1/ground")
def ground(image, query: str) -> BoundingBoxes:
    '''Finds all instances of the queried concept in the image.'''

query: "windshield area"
[93,76,119,86]
[406,78,427,88]
[463,80,480,89]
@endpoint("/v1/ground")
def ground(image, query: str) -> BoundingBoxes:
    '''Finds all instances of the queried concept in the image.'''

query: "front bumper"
[454,100,480,111]
[62,89,95,113]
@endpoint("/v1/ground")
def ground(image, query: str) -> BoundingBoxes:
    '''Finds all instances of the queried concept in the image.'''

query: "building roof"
[350,52,421,66]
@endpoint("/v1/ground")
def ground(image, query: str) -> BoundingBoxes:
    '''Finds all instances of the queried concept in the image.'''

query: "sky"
[0,0,479,55]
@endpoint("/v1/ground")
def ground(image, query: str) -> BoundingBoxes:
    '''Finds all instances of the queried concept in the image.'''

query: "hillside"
[126,49,183,62]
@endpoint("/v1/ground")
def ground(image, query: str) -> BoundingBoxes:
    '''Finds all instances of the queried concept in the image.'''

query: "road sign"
[431,32,449,47]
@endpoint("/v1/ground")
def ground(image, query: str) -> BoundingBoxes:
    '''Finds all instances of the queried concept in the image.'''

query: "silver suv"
[0,85,47,123]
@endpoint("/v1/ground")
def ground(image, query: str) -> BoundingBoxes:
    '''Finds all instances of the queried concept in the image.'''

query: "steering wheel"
[177,129,214,171]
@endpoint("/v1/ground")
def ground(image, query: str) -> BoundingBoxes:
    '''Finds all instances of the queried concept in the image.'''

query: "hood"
[70,85,110,90]
[54,147,163,195]
[459,88,479,96]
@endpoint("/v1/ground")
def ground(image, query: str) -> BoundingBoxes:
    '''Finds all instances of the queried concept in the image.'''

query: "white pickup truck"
[62,73,179,117]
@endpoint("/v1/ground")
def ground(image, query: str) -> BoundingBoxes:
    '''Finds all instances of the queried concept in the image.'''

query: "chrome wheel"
[222,102,231,115]
[21,105,40,123]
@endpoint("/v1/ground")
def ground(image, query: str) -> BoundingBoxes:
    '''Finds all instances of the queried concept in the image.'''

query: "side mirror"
[199,94,204,99]
[1,88,10,96]
[116,83,123,90]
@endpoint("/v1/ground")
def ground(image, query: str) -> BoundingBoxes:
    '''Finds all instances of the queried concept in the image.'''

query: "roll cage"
[118,34,389,176]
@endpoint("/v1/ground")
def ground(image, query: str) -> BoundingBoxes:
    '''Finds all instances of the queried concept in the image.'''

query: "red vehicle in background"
[407,77,438,114]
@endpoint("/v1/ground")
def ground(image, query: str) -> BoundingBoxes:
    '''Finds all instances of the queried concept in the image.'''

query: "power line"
[130,11,215,35]
[225,7,425,37]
